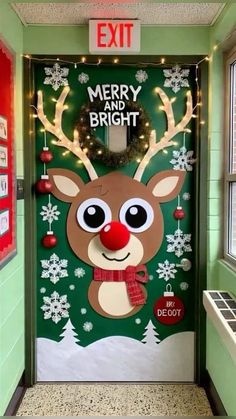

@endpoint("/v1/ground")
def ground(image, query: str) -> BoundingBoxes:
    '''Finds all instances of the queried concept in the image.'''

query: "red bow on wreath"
[93,265,148,306]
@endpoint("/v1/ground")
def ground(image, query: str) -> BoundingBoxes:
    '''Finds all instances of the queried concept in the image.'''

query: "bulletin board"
[0,39,16,268]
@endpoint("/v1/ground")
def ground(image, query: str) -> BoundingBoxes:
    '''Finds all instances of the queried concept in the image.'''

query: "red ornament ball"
[39,149,53,163]
[100,221,130,251]
[153,295,185,325]
[42,233,57,248]
[36,178,53,194]
[173,206,185,220]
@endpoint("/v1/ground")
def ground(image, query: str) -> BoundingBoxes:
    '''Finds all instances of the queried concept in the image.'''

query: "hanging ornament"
[42,231,57,248]
[153,284,185,325]
[173,206,185,220]
[39,147,53,163]
[36,175,53,194]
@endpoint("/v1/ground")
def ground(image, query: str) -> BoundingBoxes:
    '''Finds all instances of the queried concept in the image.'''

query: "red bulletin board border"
[0,38,16,269]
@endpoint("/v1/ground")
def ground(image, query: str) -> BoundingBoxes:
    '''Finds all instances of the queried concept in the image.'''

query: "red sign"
[0,39,16,268]
[154,293,185,325]
[89,20,140,54]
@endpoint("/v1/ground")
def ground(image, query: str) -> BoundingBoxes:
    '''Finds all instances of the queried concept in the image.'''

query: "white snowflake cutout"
[149,275,154,281]
[183,192,191,201]
[83,321,93,332]
[40,287,46,294]
[180,282,189,291]
[163,65,190,93]
[40,202,60,224]
[80,308,87,315]
[135,69,148,83]
[44,63,69,91]
[156,260,177,281]
[69,284,75,291]
[78,72,89,84]
[74,267,85,278]
[170,146,195,171]
[41,253,68,284]
[135,318,141,324]
[41,291,70,324]
[166,228,192,258]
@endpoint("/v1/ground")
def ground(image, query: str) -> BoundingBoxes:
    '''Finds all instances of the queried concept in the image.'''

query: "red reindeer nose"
[100,221,130,251]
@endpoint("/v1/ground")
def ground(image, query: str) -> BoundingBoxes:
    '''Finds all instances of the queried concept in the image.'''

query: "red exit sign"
[89,20,140,54]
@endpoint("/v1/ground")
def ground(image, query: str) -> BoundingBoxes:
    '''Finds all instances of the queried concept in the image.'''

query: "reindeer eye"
[77,198,111,233]
[120,198,154,233]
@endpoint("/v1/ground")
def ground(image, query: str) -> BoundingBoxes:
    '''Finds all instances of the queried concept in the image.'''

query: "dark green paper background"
[35,65,196,346]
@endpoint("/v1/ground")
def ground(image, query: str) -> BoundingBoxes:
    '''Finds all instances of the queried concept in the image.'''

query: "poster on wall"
[0,40,16,268]
[35,62,196,381]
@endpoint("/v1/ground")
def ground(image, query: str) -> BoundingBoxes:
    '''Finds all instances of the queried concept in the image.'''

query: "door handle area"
[176,258,192,271]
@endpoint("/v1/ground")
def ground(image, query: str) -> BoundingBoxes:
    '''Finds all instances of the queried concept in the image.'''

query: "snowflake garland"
[40,202,60,224]
[83,321,93,332]
[135,70,148,83]
[74,267,86,278]
[166,228,192,258]
[78,72,89,84]
[44,63,69,91]
[41,253,68,284]
[170,146,195,171]
[156,260,177,281]
[41,291,70,324]
[163,65,190,93]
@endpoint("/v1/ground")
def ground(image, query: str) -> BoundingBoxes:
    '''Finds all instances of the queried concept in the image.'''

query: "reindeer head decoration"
[37,86,193,319]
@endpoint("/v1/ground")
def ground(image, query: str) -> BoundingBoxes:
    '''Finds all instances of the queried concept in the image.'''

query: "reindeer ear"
[147,170,186,203]
[47,168,84,203]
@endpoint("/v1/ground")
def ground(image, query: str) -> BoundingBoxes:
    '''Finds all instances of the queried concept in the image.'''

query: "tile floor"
[17,384,213,416]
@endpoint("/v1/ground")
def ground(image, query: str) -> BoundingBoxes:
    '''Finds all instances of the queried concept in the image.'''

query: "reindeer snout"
[100,221,130,251]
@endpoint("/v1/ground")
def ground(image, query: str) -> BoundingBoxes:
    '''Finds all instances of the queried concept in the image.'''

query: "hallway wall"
[0,1,24,415]
[207,3,236,416]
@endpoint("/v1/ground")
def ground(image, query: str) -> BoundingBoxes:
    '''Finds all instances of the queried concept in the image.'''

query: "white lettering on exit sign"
[89,20,140,54]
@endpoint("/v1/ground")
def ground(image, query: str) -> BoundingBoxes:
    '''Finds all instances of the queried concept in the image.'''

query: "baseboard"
[203,370,227,416]
[4,373,26,416]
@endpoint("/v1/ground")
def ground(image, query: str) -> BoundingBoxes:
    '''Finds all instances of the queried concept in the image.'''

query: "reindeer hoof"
[88,281,146,319]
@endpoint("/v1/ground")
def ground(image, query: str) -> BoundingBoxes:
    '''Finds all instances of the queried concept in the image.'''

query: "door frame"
[23,55,208,386]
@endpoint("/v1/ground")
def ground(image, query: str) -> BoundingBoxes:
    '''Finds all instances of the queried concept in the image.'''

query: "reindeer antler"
[134,88,193,182]
[37,86,98,181]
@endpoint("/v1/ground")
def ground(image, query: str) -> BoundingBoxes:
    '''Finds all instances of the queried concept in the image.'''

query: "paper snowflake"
[74,267,85,278]
[40,287,46,294]
[166,229,192,258]
[163,65,190,93]
[69,284,75,291]
[149,275,154,281]
[180,282,189,291]
[135,70,148,83]
[41,291,70,324]
[83,321,93,332]
[170,146,194,171]
[41,253,68,284]
[156,260,177,281]
[78,72,89,84]
[135,318,141,324]
[81,308,87,315]
[183,192,191,201]
[40,202,60,224]
[44,63,69,91]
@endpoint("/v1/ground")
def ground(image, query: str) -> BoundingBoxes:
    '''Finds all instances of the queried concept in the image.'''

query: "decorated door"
[35,63,196,381]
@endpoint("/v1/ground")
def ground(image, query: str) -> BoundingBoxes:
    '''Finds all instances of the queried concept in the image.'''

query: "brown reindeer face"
[48,169,185,270]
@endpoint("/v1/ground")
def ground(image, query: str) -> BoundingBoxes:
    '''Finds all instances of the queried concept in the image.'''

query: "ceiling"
[12,2,225,26]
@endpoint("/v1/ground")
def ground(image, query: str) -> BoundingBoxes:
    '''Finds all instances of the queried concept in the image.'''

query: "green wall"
[207,3,236,416]
[0,1,24,415]
[23,25,209,55]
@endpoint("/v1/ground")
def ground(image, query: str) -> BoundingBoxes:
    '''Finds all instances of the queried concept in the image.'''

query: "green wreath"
[75,100,152,167]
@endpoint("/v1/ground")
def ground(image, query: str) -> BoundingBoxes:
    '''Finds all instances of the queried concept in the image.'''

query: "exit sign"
[89,20,140,54]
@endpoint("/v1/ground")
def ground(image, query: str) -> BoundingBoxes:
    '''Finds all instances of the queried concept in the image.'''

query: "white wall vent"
[203,290,236,365]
